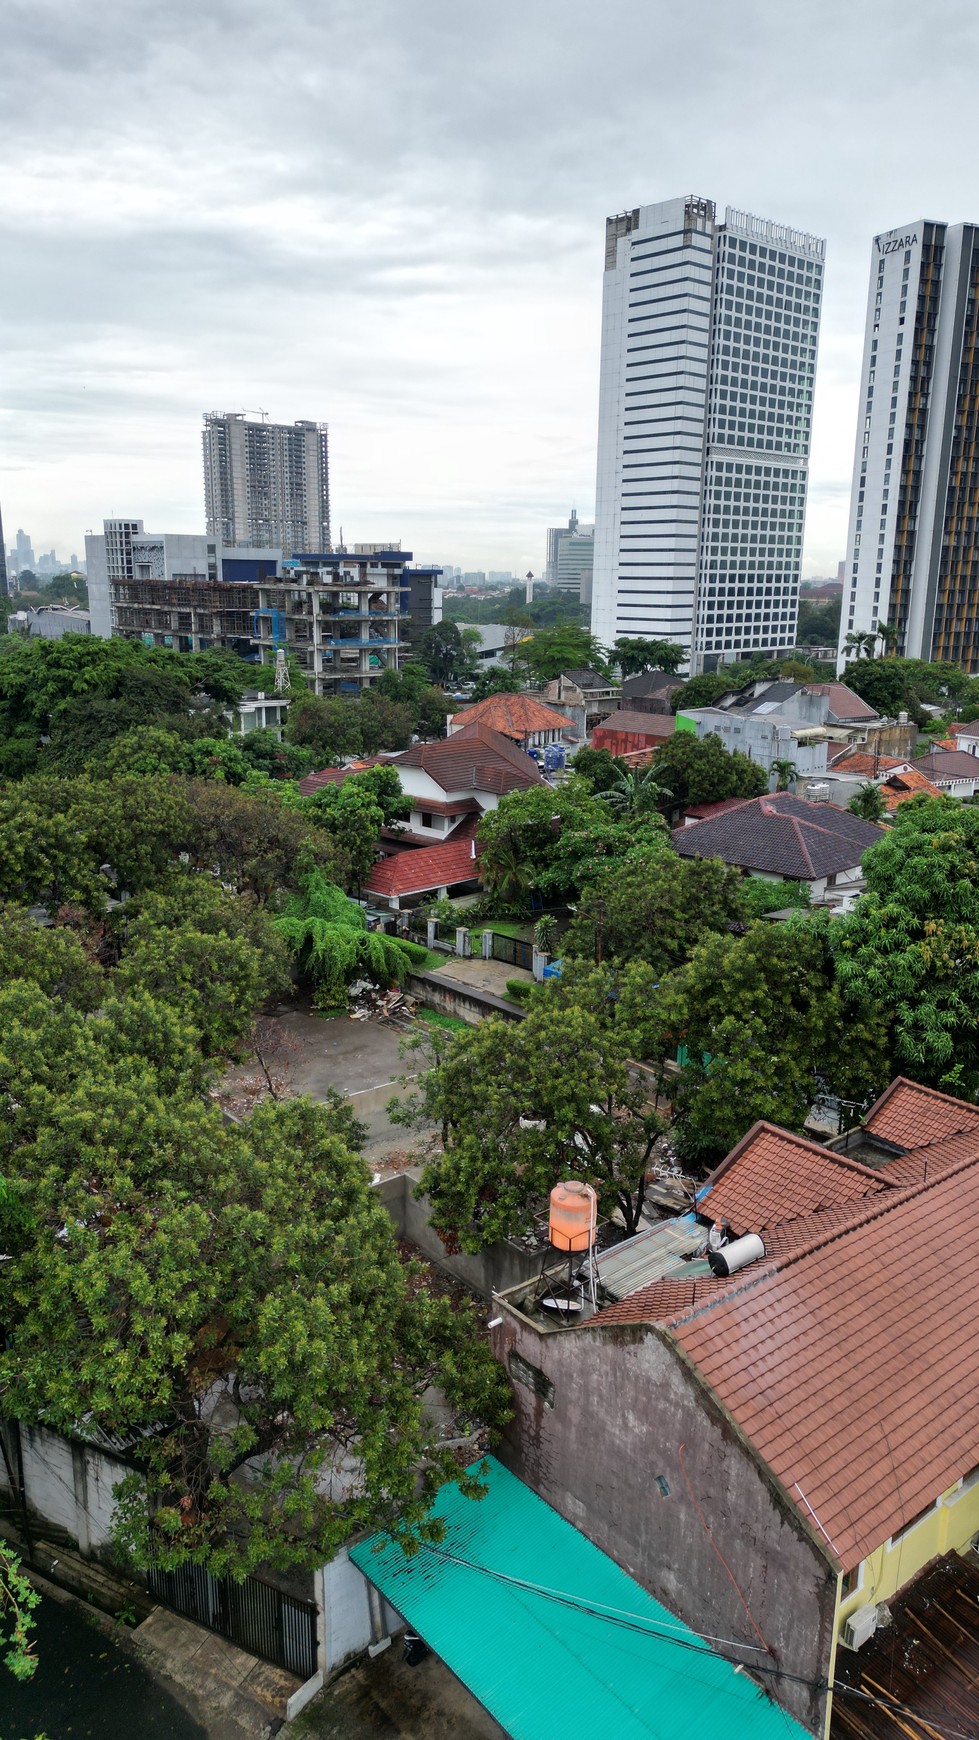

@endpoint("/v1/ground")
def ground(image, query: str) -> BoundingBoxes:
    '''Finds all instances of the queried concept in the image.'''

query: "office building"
[0,501,7,598]
[202,412,330,552]
[251,551,406,695]
[546,510,595,601]
[591,196,824,671]
[839,219,979,671]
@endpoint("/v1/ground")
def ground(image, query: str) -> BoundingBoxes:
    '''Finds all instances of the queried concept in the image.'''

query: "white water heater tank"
[707,1232,766,1277]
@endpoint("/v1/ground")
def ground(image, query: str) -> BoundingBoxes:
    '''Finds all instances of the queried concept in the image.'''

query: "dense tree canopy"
[563,849,744,971]
[650,730,768,816]
[833,798,979,1097]
[649,918,890,1169]
[611,637,686,677]
[398,995,665,1245]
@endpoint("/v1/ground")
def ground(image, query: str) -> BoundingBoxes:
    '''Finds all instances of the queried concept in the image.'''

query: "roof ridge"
[866,1073,979,1122]
[787,813,817,879]
[668,1142,979,1332]
[699,1118,896,1196]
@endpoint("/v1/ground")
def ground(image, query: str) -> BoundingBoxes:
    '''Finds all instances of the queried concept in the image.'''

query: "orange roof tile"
[670,1153,979,1569]
[879,767,945,808]
[449,694,574,739]
[863,1077,979,1148]
[828,750,904,777]
[698,1123,894,1235]
[364,837,481,898]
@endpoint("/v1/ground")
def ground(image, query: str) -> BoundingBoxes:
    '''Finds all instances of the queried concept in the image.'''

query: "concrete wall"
[0,1420,133,1561]
[321,1548,404,1674]
[406,971,525,1027]
[492,1310,837,1736]
[375,1171,541,1298]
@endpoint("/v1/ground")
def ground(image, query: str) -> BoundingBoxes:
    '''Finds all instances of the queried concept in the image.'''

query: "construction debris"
[348,982,418,1027]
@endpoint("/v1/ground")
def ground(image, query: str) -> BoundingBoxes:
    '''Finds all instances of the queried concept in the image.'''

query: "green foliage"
[0,1543,39,1681]
[833,797,979,1097]
[419,621,480,687]
[848,781,886,822]
[467,665,524,702]
[180,778,346,900]
[612,637,686,676]
[651,730,768,816]
[476,779,614,907]
[650,918,890,1170]
[515,626,609,682]
[563,850,744,971]
[670,659,781,713]
[239,728,316,781]
[0,1037,509,1577]
[736,877,812,923]
[569,747,628,793]
[599,763,673,817]
[401,997,665,1244]
[276,871,418,1008]
[92,726,190,779]
[0,907,104,1010]
[796,596,841,646]
[504,978,534,1005]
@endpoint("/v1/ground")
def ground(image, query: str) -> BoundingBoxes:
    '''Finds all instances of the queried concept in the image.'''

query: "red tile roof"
[879,767,945,808]
[449,694,574,740]
[827,750,905,777]
[699,1123,893,1235]
[297,758,387,796]
[863,1077,979,1148]
[364,837,482,899]
[395,723,545,797]
[682,797,753,822]
[671,1153,979,1568]
[915,749,979,779]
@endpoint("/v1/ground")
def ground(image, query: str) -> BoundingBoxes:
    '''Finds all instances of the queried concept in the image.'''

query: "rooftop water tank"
[706,1232,765,1277]
[549,1182,597,1253]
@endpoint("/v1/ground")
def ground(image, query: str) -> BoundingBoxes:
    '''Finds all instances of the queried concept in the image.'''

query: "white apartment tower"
[839,220,979,671]
[591,196,824,671]
[202,413,331,552]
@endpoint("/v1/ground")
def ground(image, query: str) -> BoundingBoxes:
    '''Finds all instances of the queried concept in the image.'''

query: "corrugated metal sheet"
[595,1213,705,1299]
[350,1458,808,1740]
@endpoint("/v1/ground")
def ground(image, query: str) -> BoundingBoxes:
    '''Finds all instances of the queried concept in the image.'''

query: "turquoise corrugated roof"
[349,1457,809,1740]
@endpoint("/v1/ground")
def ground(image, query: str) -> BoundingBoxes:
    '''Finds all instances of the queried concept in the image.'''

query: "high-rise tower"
[202,413,331,552]
[591,196,824,671]
[0,499,8,598]
[839,220,979,671]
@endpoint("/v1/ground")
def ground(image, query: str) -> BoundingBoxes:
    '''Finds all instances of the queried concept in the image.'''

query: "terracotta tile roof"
[395,724,545,797]
[827,749,904,776]
[697,1122,894,1235]
[672,793,885,880]
[449,694,574,739]
[879,767,945,808]
[804,682,878,722]
[670,1152,979,1568]
[405,796,482,818]
[297,758,387,796]
[364,836,482,899]
[682,797,753,822]
[597,709,676,738]
[863,1077,979,1148]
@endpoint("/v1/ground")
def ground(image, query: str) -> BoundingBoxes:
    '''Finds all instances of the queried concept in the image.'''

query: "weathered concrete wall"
[492,1311,837,1736]
[0,1421,132,1561]
[375,1171,541,1298]
[321,1548,404,1674]
[406,972,524,1027]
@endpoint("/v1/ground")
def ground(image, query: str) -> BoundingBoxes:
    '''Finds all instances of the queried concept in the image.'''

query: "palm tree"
[848,782,885,822]
[842,631,865,664]
[600,765,673,817]
[480,835,532,909]
[876,620,898,658]
[771,758,797,793]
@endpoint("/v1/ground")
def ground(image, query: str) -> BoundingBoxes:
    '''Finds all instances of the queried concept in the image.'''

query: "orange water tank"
[548,1182,596,1253]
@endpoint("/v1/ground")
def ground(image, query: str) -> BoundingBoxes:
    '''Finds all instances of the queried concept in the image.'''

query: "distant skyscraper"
[85,519,209,640]
[14,528,35,573]
[839,220,979,671]
[202,412,330,552]
[0,500,7,598]
[591,196,824,670]
[546,510,595,602]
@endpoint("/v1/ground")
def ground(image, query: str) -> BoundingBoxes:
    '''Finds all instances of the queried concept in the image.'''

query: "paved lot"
[296,1642,506,1740]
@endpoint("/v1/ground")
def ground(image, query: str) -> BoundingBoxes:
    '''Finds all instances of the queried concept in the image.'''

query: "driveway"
[295,1642,506,1740]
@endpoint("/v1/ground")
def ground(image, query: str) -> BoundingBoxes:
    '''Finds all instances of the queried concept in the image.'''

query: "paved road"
[3,1595,213,1740]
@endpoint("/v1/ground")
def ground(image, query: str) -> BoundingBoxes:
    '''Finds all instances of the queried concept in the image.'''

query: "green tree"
[0,1021,508,1577]
[399,999,665,1245]
[418,621,480,687]
[0,1543,38,1681]
[569,746,628,794]
[239,728,316,781]
[275,871,423,1008]
[612,637,686,676]
[600,763,673,817]
[517,625,608,683]
[468,665,523,703]
[833,797,979,1096]
[476,780,609,908]
[302,765,407,887]
[117,910,285,1057]
[848,781,886,822]
[182,778,346,900]
[650,918,890,1169]
[284,692,363,763]
[91,726,190,779]
[0,907,104,1010]
[651,731,767,817]
[771,757,798,792]
[563,849,744,970]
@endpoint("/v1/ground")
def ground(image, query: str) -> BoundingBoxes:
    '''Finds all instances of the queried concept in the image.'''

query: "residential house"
[820,748,944,811]
[491,1077,979,1737]
[702,679,916,763]
[912,748,979,798]
[672,792,884,905]
[619,670,685,714]
[940,721,979,757]
[541,670,621,737]
[589,709,677,762]
[446,692,575,750]
[681,703,831,781]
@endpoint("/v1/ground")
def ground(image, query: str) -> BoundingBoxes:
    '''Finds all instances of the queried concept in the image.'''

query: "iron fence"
[490,933,533,971]
[148,1562,318,1680]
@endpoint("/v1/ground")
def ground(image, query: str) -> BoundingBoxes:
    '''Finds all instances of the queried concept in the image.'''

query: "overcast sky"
[2,0,978,577]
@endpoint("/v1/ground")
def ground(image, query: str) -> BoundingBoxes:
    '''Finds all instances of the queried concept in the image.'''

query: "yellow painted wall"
[835,1468,979,1635]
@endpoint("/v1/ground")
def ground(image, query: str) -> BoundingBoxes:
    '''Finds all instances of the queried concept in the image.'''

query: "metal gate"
[491,933,533,971]
[148,1562,318,1680]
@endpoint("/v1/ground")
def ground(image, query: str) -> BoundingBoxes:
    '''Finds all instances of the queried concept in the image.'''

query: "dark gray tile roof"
[672,793,885,879]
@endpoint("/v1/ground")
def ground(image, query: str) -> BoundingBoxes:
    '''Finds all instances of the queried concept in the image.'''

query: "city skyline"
[4,0,979,579]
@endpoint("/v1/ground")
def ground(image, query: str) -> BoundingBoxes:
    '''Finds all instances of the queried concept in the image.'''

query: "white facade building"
[85,520,209,639]
[202,412,330,552]
[838,220,979,672]
[591,196,824,671]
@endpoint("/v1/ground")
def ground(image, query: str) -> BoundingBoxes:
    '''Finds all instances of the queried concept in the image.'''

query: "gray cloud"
[3,0,979,570]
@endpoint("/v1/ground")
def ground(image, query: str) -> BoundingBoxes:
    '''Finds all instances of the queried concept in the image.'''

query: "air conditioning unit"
[841,1603,878,1651]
